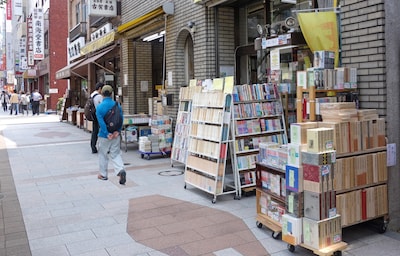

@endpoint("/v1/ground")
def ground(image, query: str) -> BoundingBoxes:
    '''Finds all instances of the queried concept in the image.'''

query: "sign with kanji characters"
[32,8,44,60]
[88,0,117,17]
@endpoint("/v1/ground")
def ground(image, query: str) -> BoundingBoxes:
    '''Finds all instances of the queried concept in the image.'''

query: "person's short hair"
[101,85,113,96]
[95,82,104,90]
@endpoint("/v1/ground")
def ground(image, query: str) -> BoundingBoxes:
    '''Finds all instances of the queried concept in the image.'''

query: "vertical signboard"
[6,0,14,71]
[14,0,23,16]
[27,17,34,66]
[32,8,44,60]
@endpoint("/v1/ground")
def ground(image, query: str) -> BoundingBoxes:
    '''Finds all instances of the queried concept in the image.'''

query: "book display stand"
[255,162,287,239]
[230,83,288,198]
[277,78,388,256]
[171,86,202,167]
[184,90,238,203]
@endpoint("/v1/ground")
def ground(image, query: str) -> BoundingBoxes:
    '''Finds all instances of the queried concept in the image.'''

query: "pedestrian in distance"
[1,90,9,112]
[19,91,29,115]
[31,89,43,115]
[95,85,126,185]
[90,82,104,153]
[9,89,19,115]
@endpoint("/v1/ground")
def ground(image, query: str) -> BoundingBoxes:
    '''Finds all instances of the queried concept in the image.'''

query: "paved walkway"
[1,110,400,256]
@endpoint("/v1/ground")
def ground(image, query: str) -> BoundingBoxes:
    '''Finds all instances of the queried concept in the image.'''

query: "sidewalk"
[0,110,400,256]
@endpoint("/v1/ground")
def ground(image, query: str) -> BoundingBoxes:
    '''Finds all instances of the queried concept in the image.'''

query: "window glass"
[247,8,264,44]
[76,3,81,24]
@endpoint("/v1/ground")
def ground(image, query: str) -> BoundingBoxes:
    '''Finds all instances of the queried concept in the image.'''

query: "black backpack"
[104,102,123,133]
[84,94,98,121]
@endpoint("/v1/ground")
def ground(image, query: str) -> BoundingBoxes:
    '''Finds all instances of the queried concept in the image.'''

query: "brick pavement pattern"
[127,195,270,256]
[0,131,32,256]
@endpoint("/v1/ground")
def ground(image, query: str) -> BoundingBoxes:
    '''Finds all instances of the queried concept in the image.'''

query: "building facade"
[117,0,400,230]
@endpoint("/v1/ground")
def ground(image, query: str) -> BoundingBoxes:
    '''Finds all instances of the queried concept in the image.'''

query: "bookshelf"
[230,83,288,198]
[184,90,238,203]
[255,162,287,239]
[290,102,389,233]
[171,86,202,167]
[334,147,388,231]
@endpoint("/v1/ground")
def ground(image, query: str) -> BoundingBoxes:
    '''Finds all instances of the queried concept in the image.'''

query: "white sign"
[19,37,26,58]
[387,143,396,167]
[270,49,281,71]
[261,37,267,49]
[68,37,85,61]
[20,57,28,70]
[49,88,59,94]
[14,0,23,16]
[32,8,44,60]
[88,0,117,17]
[91,23,112,41]
[168,71,173,86]
[140,81,148,92]
[28,51,34,66]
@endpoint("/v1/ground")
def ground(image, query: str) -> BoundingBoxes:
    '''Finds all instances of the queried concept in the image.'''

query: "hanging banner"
[32,8,44,60]
[297,11,339,67]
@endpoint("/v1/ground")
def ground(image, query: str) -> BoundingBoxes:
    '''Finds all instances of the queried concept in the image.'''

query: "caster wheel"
[287,244,295,252]
[272,231,281,240]
[184,184,187,189]
[256,221,263,229]
[378,223,387,234]
[141,154,144,159]
[333,251,342,256]
[146,155,150,160]
[212,198,216,204]
[234,195,241,200]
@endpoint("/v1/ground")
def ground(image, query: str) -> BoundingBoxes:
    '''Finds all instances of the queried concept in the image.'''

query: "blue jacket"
[96,97,124,138]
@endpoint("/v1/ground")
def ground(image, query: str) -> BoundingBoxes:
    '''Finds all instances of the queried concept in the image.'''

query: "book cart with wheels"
[230,83,288,199]
[255,162,287,239]
[282,108,387,255]
[170,86,202,167]
[184,90,238,203]
[138,115,172,160]
[121,114,151,152]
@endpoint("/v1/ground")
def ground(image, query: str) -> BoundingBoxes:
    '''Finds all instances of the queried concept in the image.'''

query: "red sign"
[6,0,12,20]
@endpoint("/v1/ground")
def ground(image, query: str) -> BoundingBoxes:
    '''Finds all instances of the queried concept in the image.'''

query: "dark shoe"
[118,170,126,185]
[92,149,98,154]
[98,175,108,180]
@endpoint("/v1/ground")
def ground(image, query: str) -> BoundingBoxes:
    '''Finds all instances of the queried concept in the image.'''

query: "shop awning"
[72,46,116,77]
[55,58,86,80]
[117,3,174,34]
[80,31,118,55]
[23,69,37,79]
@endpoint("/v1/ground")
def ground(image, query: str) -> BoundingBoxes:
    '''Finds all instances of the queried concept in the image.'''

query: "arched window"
[184,35,194,85]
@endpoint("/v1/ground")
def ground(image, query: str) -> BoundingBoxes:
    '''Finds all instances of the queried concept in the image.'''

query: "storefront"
[117,3,174,115]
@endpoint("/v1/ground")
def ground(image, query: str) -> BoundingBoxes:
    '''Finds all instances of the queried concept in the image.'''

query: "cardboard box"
[302,163,334,193]
[287,143,307,167]
[301,150,336,165]
[282,214,303,245]
[303,215,342,250]
[304,190,336,221]
[290,122,318,145]
[285,190,304,217]
[285,165,303,192]
[307,127,334,153]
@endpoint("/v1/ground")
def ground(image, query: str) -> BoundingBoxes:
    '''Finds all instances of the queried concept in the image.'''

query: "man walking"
[9,89,19,115]
[90,82,104,153]
[31,89,42,115]
[1,91,9,112]
[95,85,126,185]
